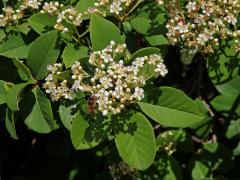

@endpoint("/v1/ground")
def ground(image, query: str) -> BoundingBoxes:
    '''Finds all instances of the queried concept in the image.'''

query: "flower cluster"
[21,0,43,10]
[0,0,83,33]
[0,0,43,27]
[157,131,176,155]
[109,161,138,180]
[88,0,165,17]
[166,0,240,53]
[0,1,166,31]
[44,41,168,116]
[41,1,62,15]
[41,2,83,33]
[43,63,72,101]
[93,0,133,16]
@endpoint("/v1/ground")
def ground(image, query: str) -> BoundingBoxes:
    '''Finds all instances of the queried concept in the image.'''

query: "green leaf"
[145,34,169,46]
[27,30,60,80]
[233,142,240,156]
[130,17,153,35]
[191,99,212,138]
[90,14,124,51]
[0,31,30,58]
[139,87,205,128]
[6,82,31,111]
[129,47,161,62]
[28,13,57,34]
[130,3,168,36]
[0,80,11,105]
[226,119,240,139]
[0,29,6,42]
[211,95,240,116]
[189,159,210,180]
[16,22,31,35]
[62,44,89,68]
[75,0,98,14]
[5,108,18,140]
[23,87,58,133]
[207,41,240,84]
[215,76,240,97]
[59,101,80,131]
[13,58,34,81]
[70,112,100,150]
[141,155,183,180]
[211,76,240,117]
[115,112,156,170]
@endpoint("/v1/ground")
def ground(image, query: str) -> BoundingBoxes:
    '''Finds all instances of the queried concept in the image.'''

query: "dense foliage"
[0,0,239,179]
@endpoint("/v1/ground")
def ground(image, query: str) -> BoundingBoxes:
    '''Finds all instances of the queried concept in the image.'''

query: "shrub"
[0,0,239,179]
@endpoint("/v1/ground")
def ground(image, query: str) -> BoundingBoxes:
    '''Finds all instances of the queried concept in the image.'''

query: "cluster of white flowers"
[94,0,132,16]
[166,0,240,53]
[89,0,165,17]
[41,1,63,15]
[41,2,83,33]
[0,0,83,33]
[0,7,23,27]
[71,61,91,92]
[44,41,168,116]
[43,63,72,101]
[0,1,165,31]
[0,0,44,27]
[159,131,176,155]
[20,0,43,10]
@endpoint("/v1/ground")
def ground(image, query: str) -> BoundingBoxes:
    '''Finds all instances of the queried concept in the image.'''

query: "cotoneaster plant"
[0,0,239,179]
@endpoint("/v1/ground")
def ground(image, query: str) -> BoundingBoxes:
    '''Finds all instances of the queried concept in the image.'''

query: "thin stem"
[72,35,80,44]
[79,28,90,38]
[122,0,144,21]
[74,27,81,41]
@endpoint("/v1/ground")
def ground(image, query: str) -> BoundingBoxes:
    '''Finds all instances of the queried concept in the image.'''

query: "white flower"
[186,1,197,12]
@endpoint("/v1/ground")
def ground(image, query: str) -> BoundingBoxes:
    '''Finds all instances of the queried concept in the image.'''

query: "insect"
[87,95,98,116]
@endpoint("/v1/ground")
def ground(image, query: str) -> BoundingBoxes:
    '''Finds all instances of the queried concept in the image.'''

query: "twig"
[200,98,215,117]
[192,136,203,144]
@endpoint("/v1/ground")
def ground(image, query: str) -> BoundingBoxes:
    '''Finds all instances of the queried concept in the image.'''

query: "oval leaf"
[27,30,60,80]
[129,47,160,62]
[23,87,58,133]
[5,108,18,140]
[70,112,100,150]
[59,102,79,131]
[115,112,156,170]
[0,80,11,105]
[139,87,205,127]
[62,44,89,68]
[90,14,124,51]
[0,32,30,58]
[6,82,31,111]
[28,13,57,34]
[207,41,240,84]
[13,58,34,81]
[75,0,97,14]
